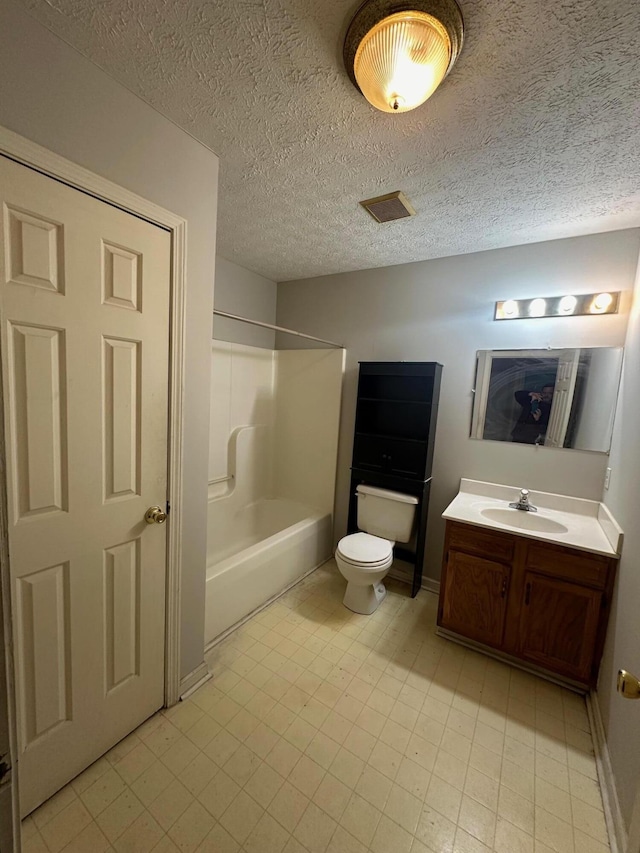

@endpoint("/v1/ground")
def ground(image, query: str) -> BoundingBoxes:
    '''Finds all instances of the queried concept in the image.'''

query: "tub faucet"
[509,488,538,512]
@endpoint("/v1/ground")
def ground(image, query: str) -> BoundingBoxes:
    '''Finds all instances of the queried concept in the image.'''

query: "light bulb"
[529,298,546,317]
[591,293,613,313]
[558,295,577,315]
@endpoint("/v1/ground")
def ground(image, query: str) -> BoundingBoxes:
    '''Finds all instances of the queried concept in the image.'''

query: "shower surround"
[205,341,343,644]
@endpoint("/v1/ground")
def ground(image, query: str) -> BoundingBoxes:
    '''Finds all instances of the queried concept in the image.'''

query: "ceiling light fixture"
[343,0,464,114]
[495,292,620,321]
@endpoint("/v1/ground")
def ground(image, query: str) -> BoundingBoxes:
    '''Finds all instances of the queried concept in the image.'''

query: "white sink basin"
[442,479,622,556]
[480,507,569,535]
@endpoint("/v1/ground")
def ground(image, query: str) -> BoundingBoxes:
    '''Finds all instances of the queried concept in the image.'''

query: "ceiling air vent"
[359,191,416,223]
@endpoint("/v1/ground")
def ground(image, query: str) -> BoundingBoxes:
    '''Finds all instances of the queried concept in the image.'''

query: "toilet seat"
[337,532,393,565]
[337,555,390,570]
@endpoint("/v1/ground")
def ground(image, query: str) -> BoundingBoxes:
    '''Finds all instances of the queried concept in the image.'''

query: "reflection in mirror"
[470,348,623,453]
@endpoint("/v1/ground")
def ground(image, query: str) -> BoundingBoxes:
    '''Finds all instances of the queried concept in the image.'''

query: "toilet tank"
[356,485,418,542]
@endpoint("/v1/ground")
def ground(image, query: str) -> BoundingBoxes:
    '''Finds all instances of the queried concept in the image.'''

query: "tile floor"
[22,560,611,853]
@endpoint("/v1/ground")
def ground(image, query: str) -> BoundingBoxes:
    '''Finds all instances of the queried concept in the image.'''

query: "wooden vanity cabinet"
[438,521,618,688]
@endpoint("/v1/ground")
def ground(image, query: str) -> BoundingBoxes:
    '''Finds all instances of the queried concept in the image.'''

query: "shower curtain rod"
[213,309,344,349]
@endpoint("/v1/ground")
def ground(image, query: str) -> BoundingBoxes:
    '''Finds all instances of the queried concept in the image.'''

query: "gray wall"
[277,229,640,581]
[214,257,277,348]
[0,0,219,681]
[597,250,640,830]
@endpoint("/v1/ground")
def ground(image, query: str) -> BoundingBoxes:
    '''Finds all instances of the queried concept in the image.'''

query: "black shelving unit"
[347,362,442,597]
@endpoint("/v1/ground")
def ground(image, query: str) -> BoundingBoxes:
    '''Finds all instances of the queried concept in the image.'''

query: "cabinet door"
[519,572,601,683]
[440,551,510,648]
[352,434,426,479]
[385,439,427,477]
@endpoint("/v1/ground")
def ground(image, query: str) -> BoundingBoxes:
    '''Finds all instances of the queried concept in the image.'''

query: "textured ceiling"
[20,0,640,281]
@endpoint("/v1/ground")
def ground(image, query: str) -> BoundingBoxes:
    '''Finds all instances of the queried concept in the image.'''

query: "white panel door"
[0,155,171,816]
[544,349,580,448]
[0,558,18,851]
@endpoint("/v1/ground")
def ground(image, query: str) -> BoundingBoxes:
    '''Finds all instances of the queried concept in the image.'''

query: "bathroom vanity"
[437,480,622,689]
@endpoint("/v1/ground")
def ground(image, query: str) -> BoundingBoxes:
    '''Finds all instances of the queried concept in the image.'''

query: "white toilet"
[335,485,419,615]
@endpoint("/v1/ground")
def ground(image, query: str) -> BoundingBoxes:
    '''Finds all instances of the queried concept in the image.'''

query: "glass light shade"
[558,295,578,314]
[354,11,452,114]
[591,292,613,313]
[529,298,547,317]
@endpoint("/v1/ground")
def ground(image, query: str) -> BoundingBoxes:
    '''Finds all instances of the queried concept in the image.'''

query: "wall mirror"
[470,348,623,453]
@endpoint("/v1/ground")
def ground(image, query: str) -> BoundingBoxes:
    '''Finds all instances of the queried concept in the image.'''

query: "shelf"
[356,397,432,442]
[358,397,431,405]
[394,546,417,563]
[350,467,432,488]
[355,431,424,444]
[350,362,442,599]
[358,373,436,404]
[359,363,441,376]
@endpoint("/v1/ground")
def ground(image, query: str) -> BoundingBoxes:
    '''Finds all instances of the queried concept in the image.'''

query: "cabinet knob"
[501,577,508,598]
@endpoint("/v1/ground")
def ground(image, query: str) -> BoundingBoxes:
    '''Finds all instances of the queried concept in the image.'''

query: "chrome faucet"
[509,488,538,512]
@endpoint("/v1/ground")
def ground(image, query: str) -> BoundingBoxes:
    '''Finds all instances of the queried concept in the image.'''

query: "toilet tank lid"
[356,484,419,504]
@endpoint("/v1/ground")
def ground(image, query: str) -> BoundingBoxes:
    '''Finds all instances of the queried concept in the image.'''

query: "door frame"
[0,126,187,718]
[0,363,20,850]
[629,786,640,853]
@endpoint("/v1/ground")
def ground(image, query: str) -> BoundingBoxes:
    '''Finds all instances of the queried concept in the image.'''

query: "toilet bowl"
[335,485,418,615]
[336,532,394,615]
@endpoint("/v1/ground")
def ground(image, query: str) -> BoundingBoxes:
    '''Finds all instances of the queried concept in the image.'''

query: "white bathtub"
[205,497,332,646]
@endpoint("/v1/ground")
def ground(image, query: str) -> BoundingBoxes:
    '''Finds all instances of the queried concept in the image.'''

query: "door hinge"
[601,593,607,610]
[165,501,171,515]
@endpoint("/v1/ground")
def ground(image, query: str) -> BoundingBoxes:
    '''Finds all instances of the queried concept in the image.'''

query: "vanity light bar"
[495,292,620,321]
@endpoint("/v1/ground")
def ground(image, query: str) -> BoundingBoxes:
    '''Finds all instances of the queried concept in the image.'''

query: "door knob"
[617,670,640,699]
[145,506,167,525]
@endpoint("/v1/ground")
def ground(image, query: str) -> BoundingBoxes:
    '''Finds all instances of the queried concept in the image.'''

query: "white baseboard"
[586,690,627,853]
[421,577,440,595]
[179,662,212,701]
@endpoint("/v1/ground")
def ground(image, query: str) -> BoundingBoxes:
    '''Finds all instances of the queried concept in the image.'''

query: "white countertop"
[442,479,623,557]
